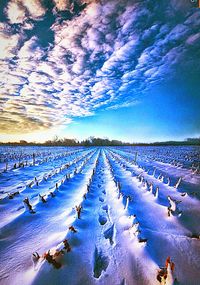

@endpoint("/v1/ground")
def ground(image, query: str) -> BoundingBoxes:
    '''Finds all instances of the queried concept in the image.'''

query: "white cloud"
[6,1,26,24]
[21,0,46,19]
[53,0,70,11]
[0,32,20,59]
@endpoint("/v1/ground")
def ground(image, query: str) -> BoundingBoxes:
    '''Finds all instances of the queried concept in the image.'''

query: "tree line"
[0,137,199,146]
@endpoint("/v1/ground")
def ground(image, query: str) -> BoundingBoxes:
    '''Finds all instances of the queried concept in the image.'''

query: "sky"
[0,0,200,143]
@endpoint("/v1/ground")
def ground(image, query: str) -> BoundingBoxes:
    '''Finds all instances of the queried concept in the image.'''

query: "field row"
[0,146,199,285]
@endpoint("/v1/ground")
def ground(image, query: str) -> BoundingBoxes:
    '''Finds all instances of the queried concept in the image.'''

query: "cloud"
[6,1,26,24]
[53,0,70,11]
[5,0,46,25]
[0,31,20,59]
[186,32,200,45]
[0,0,200,134]
[106,100,139,110]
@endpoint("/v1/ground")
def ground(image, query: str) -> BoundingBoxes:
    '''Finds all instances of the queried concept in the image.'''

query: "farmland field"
[0,146,200,285]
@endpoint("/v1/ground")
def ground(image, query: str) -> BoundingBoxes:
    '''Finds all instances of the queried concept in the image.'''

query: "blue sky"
[65,78,200,142]
[0,0,200,143]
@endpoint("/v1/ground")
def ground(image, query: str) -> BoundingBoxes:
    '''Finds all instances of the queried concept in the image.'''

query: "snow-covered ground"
[0,146,199,285]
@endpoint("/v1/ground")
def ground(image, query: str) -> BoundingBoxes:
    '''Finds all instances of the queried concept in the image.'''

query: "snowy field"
[0,146,200,285]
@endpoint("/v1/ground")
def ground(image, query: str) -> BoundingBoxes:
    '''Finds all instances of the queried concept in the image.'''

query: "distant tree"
[19,140,28,145]
[186,138,200,144]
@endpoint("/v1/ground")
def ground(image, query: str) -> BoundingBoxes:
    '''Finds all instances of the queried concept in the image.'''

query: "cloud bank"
[0,0,200,133]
